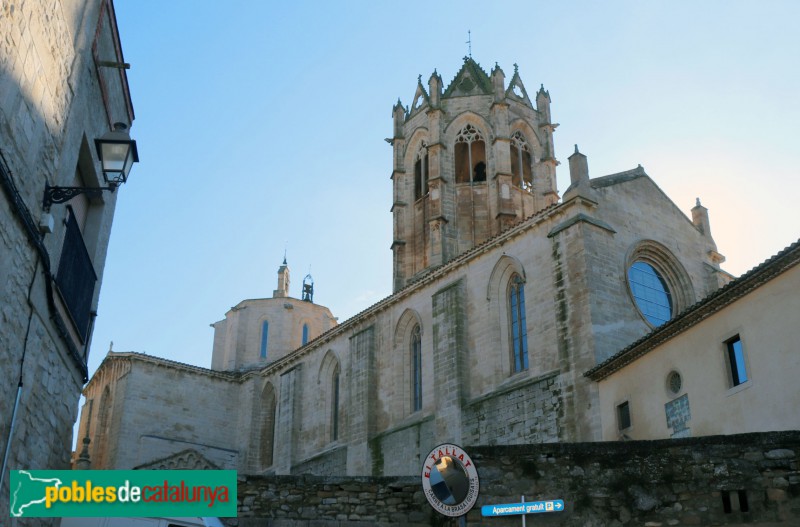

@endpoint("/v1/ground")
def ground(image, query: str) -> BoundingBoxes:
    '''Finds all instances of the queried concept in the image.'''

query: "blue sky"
[89,0,800,381]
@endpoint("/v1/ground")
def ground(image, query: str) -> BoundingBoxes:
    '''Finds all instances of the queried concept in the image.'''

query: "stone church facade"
[76,58,731,477]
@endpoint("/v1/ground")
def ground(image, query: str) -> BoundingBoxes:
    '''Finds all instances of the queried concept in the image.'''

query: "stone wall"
[464,371,562,446]
[77,354,242,471]
[370,416,436,477]
[0,0,133,523]
[231,431,800,526]
[292,446,347,476]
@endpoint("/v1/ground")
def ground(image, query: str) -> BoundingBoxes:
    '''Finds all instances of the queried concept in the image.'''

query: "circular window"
[667,371,682,395]
[628,261,673,326]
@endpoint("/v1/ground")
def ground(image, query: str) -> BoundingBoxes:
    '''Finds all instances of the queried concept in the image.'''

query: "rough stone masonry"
[231,431,800,526]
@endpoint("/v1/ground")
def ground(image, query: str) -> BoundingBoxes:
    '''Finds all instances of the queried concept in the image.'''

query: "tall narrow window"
[260,321,269,359]
[617,401,631,430]
[510,131,533,190]
[726,335,748,387]
[411,325,422,412]
[302,323,309,346]
[414,142,429,200]
[454,124,486,184]
[509,275,529,372]
[331,364,340,441]
[259,384,276,468]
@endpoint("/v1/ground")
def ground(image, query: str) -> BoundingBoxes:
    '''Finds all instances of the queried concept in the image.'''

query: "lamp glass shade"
[95,123,138,185]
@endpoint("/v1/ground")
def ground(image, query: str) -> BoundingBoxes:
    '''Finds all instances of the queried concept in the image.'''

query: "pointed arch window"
[414,142,429,201]
[510,131,533,191]
[455,124,487,184]
[411,324,422,412]
[331,364,340,441]
[259,384,277,468]
[509,275,529,372]
[302,323,309,346]
[260,321,269,359]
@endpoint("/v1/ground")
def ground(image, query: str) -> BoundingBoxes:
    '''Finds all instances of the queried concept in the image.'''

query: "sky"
[88,0,800,383]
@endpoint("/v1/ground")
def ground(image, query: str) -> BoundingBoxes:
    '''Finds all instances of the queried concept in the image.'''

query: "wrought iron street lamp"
[43,122,138,211]
[95,122,139,186]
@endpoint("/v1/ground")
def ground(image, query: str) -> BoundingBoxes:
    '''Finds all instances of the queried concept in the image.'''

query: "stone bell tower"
[390,58,559,291]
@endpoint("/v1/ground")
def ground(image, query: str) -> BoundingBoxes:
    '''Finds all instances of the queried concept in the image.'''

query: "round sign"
[421,443,479,517]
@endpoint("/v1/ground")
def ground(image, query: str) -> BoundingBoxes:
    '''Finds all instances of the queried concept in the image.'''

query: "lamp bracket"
[97,60,131,70]
[43,184,116,212]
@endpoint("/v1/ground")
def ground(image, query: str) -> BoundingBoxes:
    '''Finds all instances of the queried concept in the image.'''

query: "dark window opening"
[332,365,340,441]
[510,144,521,187]
[454,125,486,184]
[414,150,429,200]
[412,325,422,412]
[721,490,732,513]
[726,336,748,387]
[510,132,533,190]
[617,401,631,430]
[738,490,749,512]
[260,321,269,358]
[521,150,532,188]
[474,161,486,182]
[509,275,529,372]
[721,489,749,513]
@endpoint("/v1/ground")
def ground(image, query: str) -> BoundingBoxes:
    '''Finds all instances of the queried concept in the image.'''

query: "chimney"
[692,198,712,238]
[568,144,589,187]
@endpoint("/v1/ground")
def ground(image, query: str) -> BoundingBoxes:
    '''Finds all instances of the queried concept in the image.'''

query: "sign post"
[481,497,565,524]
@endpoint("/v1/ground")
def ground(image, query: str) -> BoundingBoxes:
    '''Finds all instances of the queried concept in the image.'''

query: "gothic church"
[75,58,729,476]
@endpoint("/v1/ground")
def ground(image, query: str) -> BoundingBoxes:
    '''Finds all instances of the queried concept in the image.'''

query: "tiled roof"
[442,57,493,98]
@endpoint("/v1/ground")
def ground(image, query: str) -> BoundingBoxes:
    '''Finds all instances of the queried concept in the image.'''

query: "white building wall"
[598,260,800,440]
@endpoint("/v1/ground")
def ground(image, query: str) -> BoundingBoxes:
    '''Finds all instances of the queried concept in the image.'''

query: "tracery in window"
[454,124,487,184]
[628,261,672,327]
[414,141,429,200]
[510,131,533,190]
[625,241,694,327]
[411,324,422,412]
[509,274,529,372]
